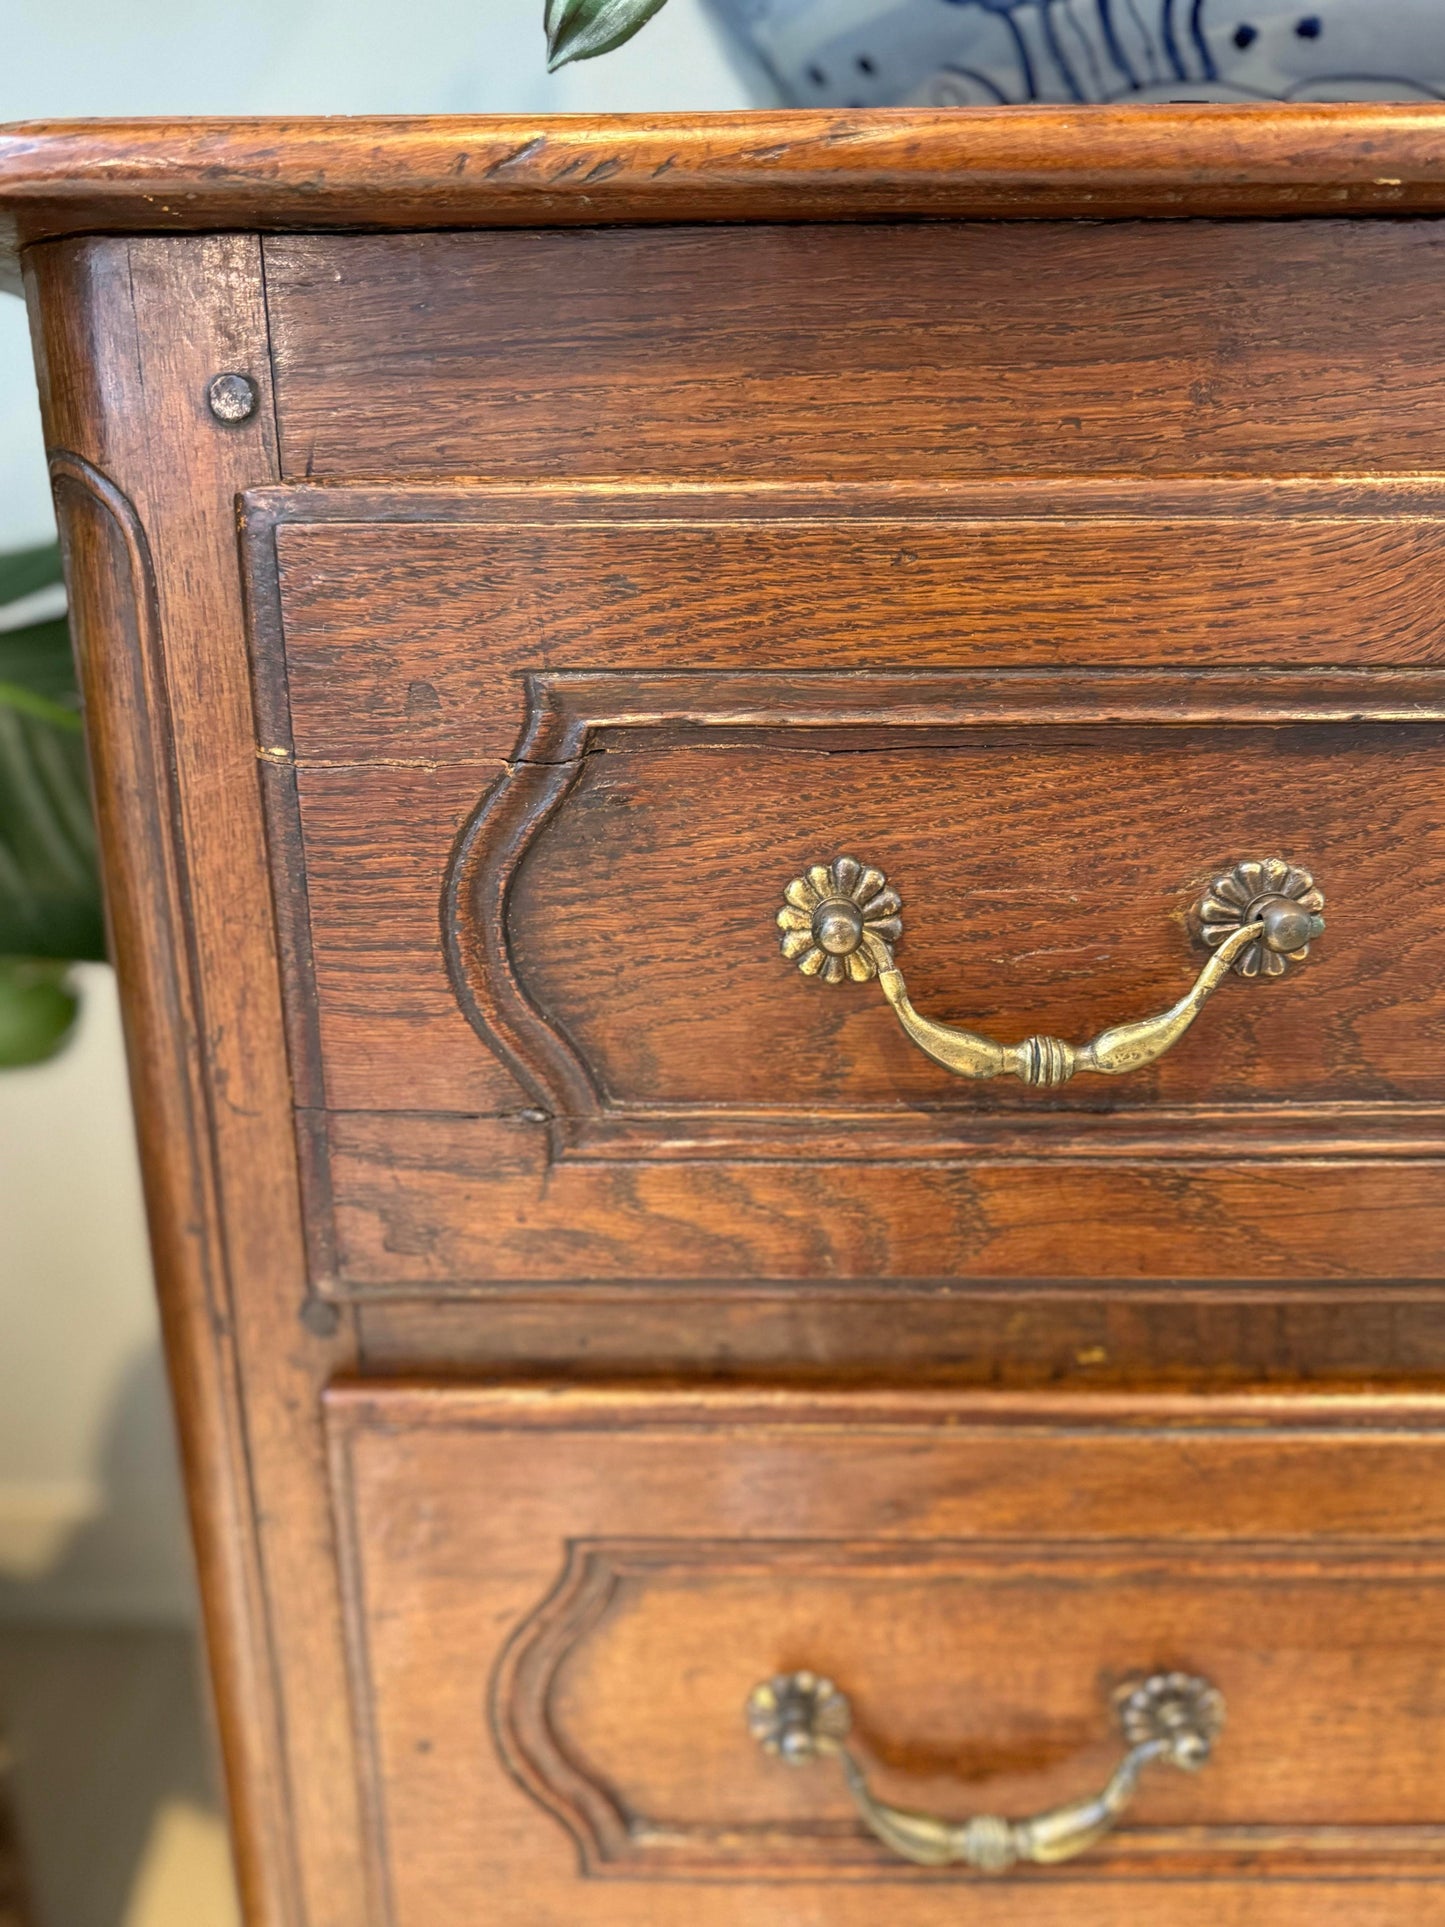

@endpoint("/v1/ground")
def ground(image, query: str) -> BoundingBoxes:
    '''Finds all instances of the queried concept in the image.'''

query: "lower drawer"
[326,1385,1445,1926]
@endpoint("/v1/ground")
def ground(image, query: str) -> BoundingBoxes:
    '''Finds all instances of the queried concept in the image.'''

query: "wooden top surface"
[5,104,1445,291]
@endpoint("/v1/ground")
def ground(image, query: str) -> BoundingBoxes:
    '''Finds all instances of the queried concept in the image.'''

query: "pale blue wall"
[0,0,751,542]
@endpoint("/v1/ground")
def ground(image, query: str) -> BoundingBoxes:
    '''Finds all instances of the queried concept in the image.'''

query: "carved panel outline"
[50,452,302,1913]
[235,485,1445,1175]
[442,665,1445,1162]
[487,1533,1445,1882]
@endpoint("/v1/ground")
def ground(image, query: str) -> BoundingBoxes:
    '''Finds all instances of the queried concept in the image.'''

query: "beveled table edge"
[7,103,1445,292]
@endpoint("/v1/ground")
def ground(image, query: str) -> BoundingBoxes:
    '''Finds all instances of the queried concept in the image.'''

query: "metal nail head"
[207,372,259,423]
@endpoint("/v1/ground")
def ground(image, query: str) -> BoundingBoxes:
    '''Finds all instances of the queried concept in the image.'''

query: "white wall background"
[0,0,751,1623]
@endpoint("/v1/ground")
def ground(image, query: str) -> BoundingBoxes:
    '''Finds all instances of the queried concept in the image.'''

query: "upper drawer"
[261,222,1445,481]
[327,1383,1445,1926]
[246,482,1445,1295]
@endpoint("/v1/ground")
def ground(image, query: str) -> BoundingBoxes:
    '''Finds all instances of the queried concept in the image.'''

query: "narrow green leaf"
[0,616,79,710]
[545,0,671,70]
[0,957,80,1067]
[0,541,63,608]
[0,552,105,1005]
[0,681,83,731]
[0,690,105,962]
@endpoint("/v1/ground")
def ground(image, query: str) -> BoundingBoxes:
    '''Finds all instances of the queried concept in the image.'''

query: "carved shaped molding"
[47,451,301,1904]
[490,1535,1445,1882]
[47,451,225,1286]
[443,666,1445,1161]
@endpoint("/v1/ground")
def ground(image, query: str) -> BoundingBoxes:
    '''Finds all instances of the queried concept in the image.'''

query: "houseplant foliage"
[0,542,104,1066]
[546,0,672,68]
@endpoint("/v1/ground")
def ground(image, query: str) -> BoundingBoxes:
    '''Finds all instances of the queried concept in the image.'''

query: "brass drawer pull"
[746,1668,1224,1874]
[777,855,1324,1088]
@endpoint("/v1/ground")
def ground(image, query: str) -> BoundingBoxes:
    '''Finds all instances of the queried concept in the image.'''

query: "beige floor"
[0,1625,239,1927]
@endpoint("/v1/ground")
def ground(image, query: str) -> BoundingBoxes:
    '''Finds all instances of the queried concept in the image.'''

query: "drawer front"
[262,222,1445,483]
[328,1385,1445,1925]
[247,481,1445,1295]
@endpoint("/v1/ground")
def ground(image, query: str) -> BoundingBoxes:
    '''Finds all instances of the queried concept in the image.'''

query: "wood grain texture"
[14,106,1445,292]
[327,1381,1445,1924]
[506,726,1443,1107]
[295,699,1445,1178]
[316,1111,1445,1288]
[25,237,364,1927]
[514,1540,1445,1870]
[254,486,1445,768]
[43,449,288,1918]
[263,223,1445,481]
[353,1291,1445,1384]
[248,488,1445,1133]
[24,114,1445,1927]
[245,488,1445,1290]
[287,762,526,1116]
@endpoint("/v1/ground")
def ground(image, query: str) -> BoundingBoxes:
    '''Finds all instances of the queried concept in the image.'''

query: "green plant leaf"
[545,0,671,69]
[0,546,101,1068]
[0,675,83,732]
[0,598,104,964]
[0,541,63,608]
[0,957,80,1067]
[0,615,80,713]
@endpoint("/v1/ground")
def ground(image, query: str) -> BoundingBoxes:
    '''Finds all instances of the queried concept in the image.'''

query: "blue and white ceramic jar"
[706,0,1445,106]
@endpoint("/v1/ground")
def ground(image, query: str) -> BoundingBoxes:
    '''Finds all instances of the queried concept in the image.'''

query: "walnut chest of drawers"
[6,105,1445,1927]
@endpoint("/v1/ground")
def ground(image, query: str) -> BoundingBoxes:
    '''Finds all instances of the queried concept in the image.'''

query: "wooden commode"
[4,106,1445,1925]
